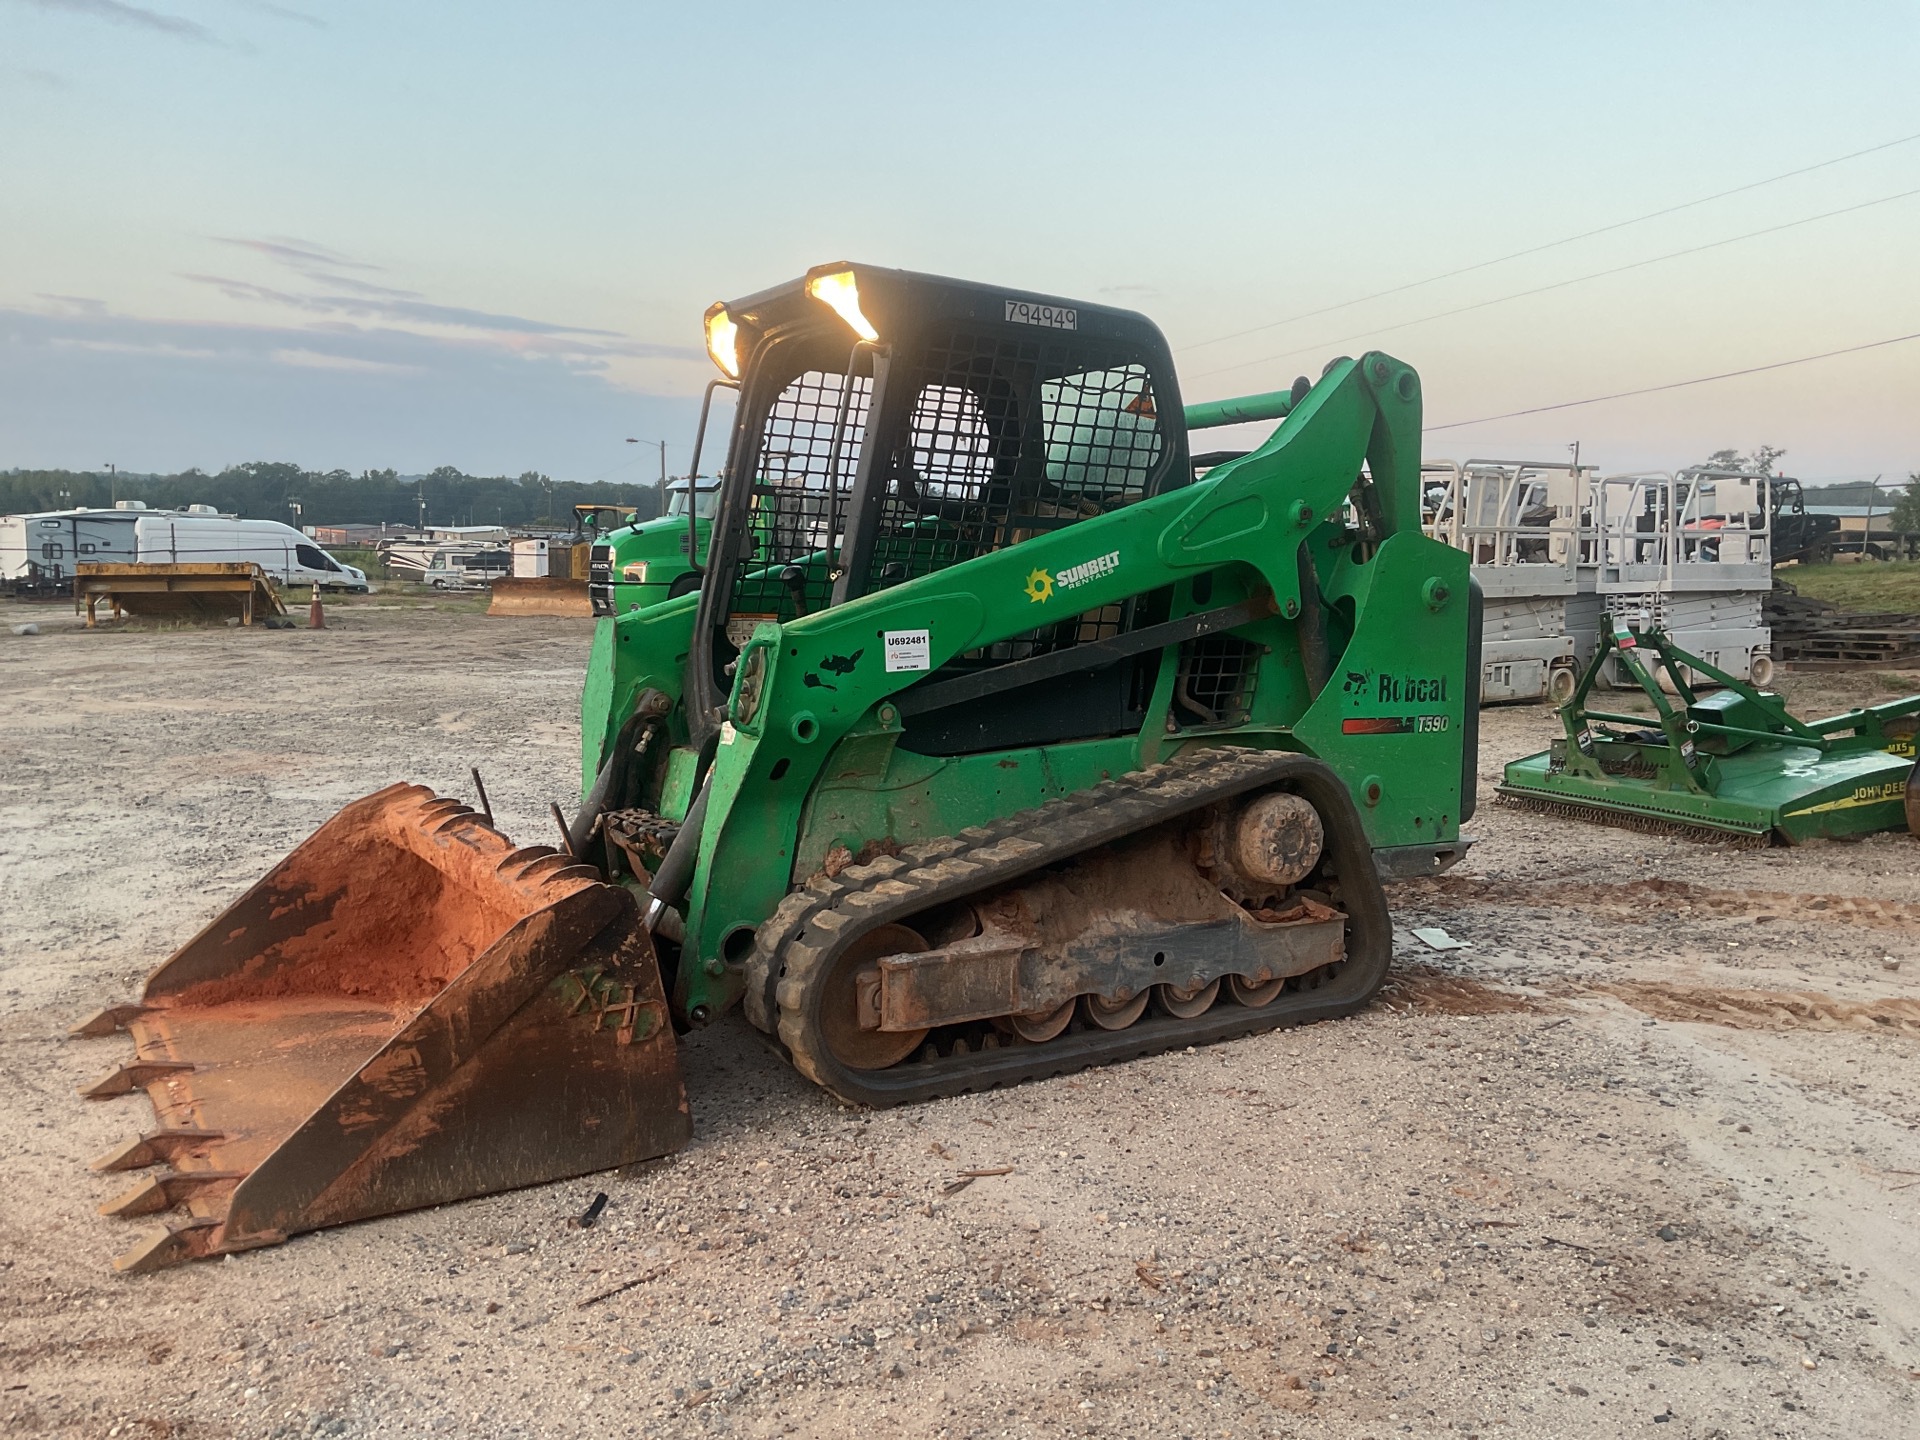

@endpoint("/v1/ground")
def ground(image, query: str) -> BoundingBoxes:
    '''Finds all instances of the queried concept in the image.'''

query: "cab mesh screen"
[869,327,1166,662]
[732,367,873,620]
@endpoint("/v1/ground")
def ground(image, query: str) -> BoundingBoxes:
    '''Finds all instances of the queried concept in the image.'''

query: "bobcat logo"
[1342,670,1371,696]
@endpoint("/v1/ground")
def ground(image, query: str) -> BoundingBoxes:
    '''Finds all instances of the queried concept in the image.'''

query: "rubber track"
[755,748,1392,1107]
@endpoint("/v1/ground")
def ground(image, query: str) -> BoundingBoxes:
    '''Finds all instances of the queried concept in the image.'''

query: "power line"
[1189,184,1920,383]
[1425,329,1920,431]
[1180,127,1920,355]
[582,452,647,484]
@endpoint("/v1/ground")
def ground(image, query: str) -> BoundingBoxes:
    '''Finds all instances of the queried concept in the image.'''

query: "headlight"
[621,562,648,583]
[805,268,878,342]
[704,303,741,379]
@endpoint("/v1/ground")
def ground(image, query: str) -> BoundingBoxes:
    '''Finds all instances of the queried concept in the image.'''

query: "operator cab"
[666,476,723,519]
[682,262,1191,749]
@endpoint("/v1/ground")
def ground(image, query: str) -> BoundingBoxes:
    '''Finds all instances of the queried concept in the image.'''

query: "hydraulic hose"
[644,777,710,933]
[1295,542,1330,702]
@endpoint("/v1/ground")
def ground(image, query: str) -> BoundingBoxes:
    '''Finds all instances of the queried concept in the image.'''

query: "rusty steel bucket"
[75,784,690,1273]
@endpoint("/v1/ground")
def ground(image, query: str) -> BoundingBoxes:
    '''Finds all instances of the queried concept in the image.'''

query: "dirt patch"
[1412,872,1920,930]
[1602,981,1920,1035]
[1378,964,1546,1015]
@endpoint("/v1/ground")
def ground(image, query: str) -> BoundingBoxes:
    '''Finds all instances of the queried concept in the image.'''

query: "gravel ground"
[2,597,1917,1440]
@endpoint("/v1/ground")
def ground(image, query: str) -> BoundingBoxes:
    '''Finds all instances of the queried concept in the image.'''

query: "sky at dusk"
[2,0,1917,484]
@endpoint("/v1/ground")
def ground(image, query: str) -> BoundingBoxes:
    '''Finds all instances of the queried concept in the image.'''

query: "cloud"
[0,238,709,473]
[214,236,379,272]
[16,0,217,44]
[314,272,426,301]
[36,294,108,315]
[179,237,703,359]
[177,272,679,349]
[269,348,414,374]
[0,300,709,477]
[10,66,72,87]
[223,0,323,26]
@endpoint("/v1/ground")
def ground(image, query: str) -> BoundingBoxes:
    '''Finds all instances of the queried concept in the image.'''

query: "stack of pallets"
[1768,589,1920,667]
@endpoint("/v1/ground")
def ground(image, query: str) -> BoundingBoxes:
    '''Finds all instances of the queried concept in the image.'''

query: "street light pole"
[628,437,671,518]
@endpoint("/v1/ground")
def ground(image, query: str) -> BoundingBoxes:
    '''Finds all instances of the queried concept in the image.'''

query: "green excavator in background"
[77,263,1477,1271]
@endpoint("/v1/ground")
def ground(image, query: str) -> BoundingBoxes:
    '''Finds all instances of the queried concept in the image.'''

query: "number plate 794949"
[1004,299,1077,330]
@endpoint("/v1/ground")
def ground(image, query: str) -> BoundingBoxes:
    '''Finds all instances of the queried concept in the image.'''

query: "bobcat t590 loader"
[78,263,1477,1270]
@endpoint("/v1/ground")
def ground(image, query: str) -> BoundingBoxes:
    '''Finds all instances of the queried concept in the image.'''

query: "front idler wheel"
[820,923,929,1071]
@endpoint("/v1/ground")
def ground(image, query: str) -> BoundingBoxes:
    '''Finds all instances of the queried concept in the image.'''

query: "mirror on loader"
[78,261,1475,1271]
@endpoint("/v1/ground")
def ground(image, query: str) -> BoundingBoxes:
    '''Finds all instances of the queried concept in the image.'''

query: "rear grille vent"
[1173,634,1259,728]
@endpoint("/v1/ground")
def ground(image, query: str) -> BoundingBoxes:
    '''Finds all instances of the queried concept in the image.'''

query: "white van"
[117,504,371,591]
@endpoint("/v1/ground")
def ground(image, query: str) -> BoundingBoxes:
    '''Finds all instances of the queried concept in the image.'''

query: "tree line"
[0,462,665,530]
[1705,447,1919,531]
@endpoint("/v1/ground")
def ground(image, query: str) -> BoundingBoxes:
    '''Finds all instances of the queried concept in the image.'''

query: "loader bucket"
[75,784,690,1273]
[487,577,593,617]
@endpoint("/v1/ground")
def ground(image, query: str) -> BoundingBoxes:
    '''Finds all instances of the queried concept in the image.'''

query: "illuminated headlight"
[621,562,648,583]
[704,303,741,379]
[805,268,878,342]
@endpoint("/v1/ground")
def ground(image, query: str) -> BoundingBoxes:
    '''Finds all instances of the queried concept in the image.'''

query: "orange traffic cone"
[309,582,326,629]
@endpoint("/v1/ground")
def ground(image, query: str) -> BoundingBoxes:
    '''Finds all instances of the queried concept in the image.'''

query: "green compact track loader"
[78,263,1477,1270]
[1501,615,1919,843]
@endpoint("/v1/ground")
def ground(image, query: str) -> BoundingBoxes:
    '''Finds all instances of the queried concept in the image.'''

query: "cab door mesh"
[867,326,1177,752]
[731,367,873,624]
[866,327,1167,663]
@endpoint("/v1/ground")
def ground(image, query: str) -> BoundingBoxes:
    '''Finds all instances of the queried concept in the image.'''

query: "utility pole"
[105,462,116,506]
[628,438,670,517]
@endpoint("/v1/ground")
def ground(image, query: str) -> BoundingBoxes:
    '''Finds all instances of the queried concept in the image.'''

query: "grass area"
[1779,561,1920,614]
[330,545,390,580]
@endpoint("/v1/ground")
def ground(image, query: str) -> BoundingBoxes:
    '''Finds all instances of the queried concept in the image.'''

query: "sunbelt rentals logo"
[1026,550,1120,603]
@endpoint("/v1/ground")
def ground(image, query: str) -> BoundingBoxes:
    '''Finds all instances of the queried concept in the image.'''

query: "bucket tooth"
[501,850,571,883]
[100,1170,246,1218]
[419,800,476,833]
[91,1128,227,1173]
[112,1219,225,1275]
[71,1005,148,1038]
[81,1061,194,1099]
